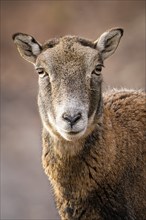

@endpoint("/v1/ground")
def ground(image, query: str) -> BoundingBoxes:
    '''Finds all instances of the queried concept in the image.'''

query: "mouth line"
[67,131,81,135]
[65,128,85,136]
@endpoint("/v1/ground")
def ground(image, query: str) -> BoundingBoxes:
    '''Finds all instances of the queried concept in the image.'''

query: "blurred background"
[1,1,145,219]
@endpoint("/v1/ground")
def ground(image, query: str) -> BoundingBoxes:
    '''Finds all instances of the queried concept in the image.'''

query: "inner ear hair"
[95,28,124,60]
[12,32,42,63]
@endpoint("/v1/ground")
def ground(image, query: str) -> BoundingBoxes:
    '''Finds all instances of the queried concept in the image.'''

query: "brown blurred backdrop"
[1,1,145,220]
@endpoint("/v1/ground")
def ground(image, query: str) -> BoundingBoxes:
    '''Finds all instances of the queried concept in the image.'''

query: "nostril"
[62,113,71,122]
[73,113,82,123]
[62,113,82,126]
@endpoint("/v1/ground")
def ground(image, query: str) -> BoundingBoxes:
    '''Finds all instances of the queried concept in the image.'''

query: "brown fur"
[42,90,146,220]
[12,28,146,219]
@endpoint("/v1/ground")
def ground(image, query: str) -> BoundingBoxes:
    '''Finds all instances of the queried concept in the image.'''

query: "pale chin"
[58,128,86,141]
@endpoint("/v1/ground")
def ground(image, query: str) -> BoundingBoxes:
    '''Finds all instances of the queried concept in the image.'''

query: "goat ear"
[94,28,123,60]
[12,33,42,64]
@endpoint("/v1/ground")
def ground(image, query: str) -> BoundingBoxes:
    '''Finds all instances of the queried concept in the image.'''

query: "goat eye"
[36,68,46,77]
[36,68,44,74]
[92,65,103,76]
[95,65,102,72]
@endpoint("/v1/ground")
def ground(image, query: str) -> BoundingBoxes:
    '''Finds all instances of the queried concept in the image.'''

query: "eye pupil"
[36,68,44,75]
[95,66,102,71]
[38,70,44,74]
[92,64,103,76]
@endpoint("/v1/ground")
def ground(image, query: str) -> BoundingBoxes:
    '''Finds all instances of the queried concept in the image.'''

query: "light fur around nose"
[43,97,88,141]
[54,98,88,140]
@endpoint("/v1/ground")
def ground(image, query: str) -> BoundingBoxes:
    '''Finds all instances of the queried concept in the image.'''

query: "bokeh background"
[1,1,145,220]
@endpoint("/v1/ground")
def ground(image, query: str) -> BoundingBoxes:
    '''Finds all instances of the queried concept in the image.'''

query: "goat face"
[12,28,123,141]
[37,37,103,141]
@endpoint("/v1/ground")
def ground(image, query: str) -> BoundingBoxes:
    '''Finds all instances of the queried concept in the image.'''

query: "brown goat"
[13,28,146,220]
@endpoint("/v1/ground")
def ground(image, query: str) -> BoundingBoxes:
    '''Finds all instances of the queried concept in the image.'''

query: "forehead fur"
[42,36,96,51]
[38,36,101,68]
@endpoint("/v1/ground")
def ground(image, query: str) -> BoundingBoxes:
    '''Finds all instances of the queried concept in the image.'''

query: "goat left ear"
[94,28,124,60]
[12,33,42,64]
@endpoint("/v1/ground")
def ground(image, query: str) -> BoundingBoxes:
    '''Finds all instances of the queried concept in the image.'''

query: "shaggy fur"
[42,89,146,220]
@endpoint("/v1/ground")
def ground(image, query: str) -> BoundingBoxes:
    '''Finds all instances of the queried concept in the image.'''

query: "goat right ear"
[94,28,123,60]
[12,33,42,64]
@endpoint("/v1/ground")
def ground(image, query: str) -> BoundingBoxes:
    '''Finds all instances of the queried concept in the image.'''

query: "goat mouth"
[58,127,86,141]
[67,130,83,135]
[64,127,86,135]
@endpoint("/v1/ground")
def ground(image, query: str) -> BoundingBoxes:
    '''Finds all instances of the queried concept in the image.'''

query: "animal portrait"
[12,28,146,220]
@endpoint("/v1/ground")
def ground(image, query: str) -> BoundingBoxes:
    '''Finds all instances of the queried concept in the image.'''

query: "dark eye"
[36,68,46,77]
[37,69,44,74]
[92,64,103,76]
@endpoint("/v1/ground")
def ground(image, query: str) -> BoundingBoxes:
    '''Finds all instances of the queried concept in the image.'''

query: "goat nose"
[62,113,82,126]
